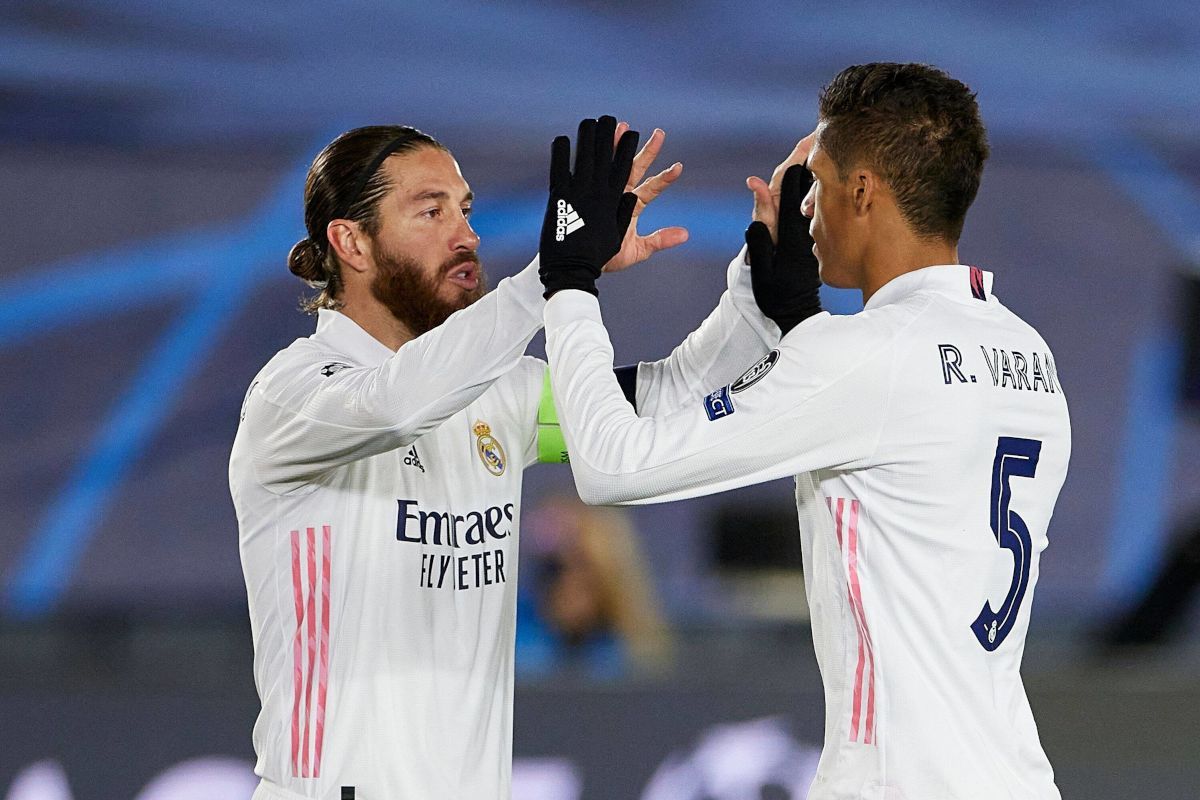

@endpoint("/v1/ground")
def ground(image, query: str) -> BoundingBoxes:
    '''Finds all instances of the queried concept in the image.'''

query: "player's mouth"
[445,261,479,291]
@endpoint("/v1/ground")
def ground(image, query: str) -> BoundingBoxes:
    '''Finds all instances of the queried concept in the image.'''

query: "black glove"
[744,163,823,335]
[539,115,640,299]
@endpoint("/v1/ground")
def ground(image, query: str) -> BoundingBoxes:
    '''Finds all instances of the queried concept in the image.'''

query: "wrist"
[772,292,822,335]
[540,263,601,300]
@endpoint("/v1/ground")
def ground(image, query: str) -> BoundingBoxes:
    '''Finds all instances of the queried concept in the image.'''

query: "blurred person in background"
[229,116,780,800]
[516,493,672,680]
[542,63,1070,800]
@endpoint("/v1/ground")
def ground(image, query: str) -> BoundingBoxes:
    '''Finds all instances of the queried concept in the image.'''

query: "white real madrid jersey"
[545,258,1071,800]
[230,254,778,800]
[230,260,547,800]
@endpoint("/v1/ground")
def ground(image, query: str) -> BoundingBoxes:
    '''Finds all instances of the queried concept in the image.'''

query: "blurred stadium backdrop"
[2,2,1200,798]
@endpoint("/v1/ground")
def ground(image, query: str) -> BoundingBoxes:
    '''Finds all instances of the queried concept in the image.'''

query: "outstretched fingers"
[745,220,775,270]
[549,136,571,191]
[612,128,640,191]
[625,127,666,190]
[747,175,778,242]
[633,162,683,211]
[777,164,813,248]
[573,118,596,184]
[769,133,816,196]
[642,225,689,255]
[595,115,617,182]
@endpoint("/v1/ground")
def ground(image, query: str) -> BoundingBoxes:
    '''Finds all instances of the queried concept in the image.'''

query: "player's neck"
[860,234,959,304]
[338,296,416,352]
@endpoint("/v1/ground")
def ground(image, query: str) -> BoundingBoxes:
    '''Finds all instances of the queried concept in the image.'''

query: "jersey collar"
[313,308,396,367]
[863,264,995,311]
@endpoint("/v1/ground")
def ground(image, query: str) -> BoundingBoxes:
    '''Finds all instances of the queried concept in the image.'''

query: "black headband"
[332,135,412,221]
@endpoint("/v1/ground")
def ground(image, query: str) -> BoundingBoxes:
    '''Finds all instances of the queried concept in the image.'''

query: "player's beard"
[370,247,488,336]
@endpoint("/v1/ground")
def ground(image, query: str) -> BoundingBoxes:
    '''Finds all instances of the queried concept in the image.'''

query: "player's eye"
[462,205,473,218]
[421,208,441,219]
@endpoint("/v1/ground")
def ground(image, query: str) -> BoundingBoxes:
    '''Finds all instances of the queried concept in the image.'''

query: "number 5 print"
[972,436,1042,651]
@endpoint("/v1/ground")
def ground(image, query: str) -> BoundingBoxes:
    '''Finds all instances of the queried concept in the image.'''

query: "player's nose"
[452,215,481,251]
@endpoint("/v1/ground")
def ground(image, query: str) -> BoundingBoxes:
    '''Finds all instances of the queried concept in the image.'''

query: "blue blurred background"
[3,2,1200,798]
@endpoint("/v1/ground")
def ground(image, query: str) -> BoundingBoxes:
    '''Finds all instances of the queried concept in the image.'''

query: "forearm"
[546,291,794,505]
[545,286,883,506]
[252,257,545,486]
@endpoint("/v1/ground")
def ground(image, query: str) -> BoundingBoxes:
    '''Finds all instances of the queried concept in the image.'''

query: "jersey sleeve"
[632,245,780,417]
[244,258,545,491]
[544,289,893,506]
[510,356,550,470]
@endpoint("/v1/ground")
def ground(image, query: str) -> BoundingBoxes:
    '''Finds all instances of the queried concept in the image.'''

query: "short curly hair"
[818,63,989,242]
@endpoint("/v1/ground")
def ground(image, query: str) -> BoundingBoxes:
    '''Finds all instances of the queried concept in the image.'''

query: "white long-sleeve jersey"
[545,260,1071,800]
[229,252,777,800]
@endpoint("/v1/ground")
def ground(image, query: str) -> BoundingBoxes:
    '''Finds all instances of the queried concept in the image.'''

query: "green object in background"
[537,368,569,464]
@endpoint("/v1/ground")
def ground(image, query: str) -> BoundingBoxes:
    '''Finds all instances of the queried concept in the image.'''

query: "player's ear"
[853,169,877,218]
[326,219,373,275]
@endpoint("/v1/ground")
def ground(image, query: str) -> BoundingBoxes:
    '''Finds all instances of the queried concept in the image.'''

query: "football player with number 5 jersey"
[229,119,783,799]
[543,64,1070,799]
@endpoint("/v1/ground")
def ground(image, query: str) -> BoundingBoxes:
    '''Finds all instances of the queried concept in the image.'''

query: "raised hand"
[746,132,815,243]
[538,115,640,299]
[744,163,823,335]
[603,125,689,273]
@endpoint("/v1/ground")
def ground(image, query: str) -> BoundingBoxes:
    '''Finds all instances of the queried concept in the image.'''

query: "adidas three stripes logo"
[554,199,585,241]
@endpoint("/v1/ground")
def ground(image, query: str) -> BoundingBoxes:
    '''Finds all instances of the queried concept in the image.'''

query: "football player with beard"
[229,119,780,800]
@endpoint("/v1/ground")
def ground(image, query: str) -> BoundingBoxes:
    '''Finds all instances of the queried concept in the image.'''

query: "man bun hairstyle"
[817,63,989,242]
[287,237,327,284]
[291,125,446,313]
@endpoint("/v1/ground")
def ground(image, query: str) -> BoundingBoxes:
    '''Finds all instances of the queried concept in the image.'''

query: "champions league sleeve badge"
[473,421,507,476]
[730,349,779,393]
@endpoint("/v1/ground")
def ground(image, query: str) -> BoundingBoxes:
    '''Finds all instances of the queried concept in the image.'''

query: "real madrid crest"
[473,420,506,476]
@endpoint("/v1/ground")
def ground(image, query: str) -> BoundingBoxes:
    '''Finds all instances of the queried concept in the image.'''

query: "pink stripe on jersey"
[301,527,317,778]
[313,525,332,777]
[289,530,304,777]
[828,496,878,746]
[836,499,866,742]
[847,500,878,745]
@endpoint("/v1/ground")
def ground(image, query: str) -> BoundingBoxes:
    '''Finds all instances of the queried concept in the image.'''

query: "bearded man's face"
[369,243,487,336]
[363,147,487,335]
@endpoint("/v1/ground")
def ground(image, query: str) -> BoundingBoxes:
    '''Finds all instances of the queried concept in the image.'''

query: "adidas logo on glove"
[555,199,585,241]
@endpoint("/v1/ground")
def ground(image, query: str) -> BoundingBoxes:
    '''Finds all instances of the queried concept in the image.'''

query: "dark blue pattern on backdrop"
[2,0,1199,621]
